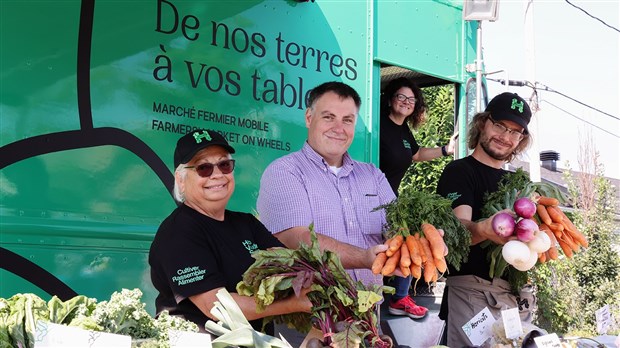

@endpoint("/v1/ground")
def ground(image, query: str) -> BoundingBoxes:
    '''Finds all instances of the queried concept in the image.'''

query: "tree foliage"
[531,136,620,337]
[399,85,455,194]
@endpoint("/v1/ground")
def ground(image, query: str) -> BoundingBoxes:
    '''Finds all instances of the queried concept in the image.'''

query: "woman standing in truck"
[379,77,456,319]
[148,129,311,333]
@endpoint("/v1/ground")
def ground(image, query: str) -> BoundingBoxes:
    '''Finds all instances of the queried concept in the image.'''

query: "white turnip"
[502,240,531,267]
[513,197,537,219]
[492,212,516,237]
[528,231,551,253]
[515,218,539,242]
[512,250,539,271]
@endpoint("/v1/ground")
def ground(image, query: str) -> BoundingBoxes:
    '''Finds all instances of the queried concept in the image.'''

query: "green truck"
[1,0,484,318]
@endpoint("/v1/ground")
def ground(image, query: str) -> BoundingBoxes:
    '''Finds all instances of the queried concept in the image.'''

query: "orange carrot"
[561,233,580,252]
[537,204,553,225]
[419,237,438,283]
[406,235,422,266]
[556,212,588,248]
[400,243,412,268]
[423,261,437,284]
[557,209,579,231]
[538,196,559,206]
[389,235,404,253]
[542,228,559,260]
[557,238,573,258]
[414,233,428,263]
[421,223,445,260]
[371,252,388,275]
[434,256,448,274]
[549,222,564,234]
[546,205,564,224]
[419,237,433,266]
[538,252,546,263]
[400,263,411,277]
[385,237,396,257]
[382,249,401,276]
[410,264,422,280]
[563,224,588,248]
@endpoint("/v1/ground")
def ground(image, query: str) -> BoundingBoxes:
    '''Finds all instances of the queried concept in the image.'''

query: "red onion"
[515,218,539,242]
[513,197,537,219]
[492,212,516,237]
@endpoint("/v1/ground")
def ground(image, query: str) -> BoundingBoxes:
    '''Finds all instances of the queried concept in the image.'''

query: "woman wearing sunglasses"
[149,129,311,334]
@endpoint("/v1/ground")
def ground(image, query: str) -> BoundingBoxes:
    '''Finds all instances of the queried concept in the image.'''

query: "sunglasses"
[185,159,236,177]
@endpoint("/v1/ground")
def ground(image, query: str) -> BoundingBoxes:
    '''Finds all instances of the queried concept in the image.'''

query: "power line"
[540,99,620,139]
[487,78,619,121]
[564,0,620,33]
[535,82,620,121]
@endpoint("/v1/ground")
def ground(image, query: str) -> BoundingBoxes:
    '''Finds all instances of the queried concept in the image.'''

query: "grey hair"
[173,164,188,202]
[172,153,234,202]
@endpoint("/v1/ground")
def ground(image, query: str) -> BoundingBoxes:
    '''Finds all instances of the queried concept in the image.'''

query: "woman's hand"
[446,132,458,155]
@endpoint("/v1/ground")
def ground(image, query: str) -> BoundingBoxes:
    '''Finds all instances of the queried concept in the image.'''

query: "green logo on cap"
[193,130,212,143]
[511,98,524,113]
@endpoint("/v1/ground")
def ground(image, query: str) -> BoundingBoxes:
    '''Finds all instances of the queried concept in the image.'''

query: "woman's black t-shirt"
[379,116,420,194]
[149,205,284,333]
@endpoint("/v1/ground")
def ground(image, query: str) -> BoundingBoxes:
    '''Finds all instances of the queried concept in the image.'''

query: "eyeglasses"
[185,159,235,177]
[394,93,417,104]
[488,117,525,141]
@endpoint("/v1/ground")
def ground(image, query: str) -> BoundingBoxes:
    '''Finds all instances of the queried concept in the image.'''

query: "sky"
[482,0,620,180]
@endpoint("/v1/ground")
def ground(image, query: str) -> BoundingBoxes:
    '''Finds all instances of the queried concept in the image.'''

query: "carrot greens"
[374,190,471,271]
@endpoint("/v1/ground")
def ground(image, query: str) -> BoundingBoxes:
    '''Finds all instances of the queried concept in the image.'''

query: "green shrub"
[531,160,620,336]
[400,85,455,194]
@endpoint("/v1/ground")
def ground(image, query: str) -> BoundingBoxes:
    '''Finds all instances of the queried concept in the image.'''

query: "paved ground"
[379,281,446,348]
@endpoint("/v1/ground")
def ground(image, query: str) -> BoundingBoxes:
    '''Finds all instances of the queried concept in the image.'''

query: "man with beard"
[436,92,533,348]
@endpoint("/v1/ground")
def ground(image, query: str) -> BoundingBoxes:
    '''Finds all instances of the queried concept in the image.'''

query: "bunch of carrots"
[535,195,588,262]
[371,222,446,285]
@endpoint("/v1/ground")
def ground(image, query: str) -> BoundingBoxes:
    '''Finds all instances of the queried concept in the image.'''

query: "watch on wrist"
[441,145,448,156]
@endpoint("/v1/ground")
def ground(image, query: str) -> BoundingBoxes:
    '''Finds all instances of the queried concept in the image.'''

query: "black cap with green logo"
[173,129,235,168]
[485,92,532,134]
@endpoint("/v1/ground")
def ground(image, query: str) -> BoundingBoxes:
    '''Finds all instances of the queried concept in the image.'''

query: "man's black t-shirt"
[149,204,284,332]
[436,155,506,280]
[379,116,420,194]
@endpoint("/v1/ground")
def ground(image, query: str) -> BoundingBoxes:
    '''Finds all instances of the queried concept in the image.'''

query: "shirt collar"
[301,142,354,176]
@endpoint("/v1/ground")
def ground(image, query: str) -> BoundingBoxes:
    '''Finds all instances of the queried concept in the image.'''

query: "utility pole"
[524,0,541,182]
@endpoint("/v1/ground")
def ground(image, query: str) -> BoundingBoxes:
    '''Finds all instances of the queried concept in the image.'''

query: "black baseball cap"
[173,129,235,168]
[485,92,532,134]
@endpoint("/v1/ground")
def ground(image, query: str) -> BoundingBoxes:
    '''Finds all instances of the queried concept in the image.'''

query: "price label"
[34,321,131,347]
[595,304,611,335]
[462,307,496,346]
[501,307,523,339]
[533,333,562,348]
[168,329,212,347]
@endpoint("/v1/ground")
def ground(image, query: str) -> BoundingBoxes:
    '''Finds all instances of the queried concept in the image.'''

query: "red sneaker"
[388,295,428,319]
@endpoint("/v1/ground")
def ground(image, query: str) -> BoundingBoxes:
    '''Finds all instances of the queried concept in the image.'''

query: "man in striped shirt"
[257,81,396,288]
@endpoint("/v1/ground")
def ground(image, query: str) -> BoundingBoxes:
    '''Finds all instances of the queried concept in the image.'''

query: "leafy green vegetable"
[0,289,199,348]
[237,226,393,348]
[482,168,568,217]
[205,288,292,348]
[374,190,471,271]
[0,298,11,348]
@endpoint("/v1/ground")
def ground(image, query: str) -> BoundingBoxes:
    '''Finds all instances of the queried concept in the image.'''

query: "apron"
[445,275,535,348]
